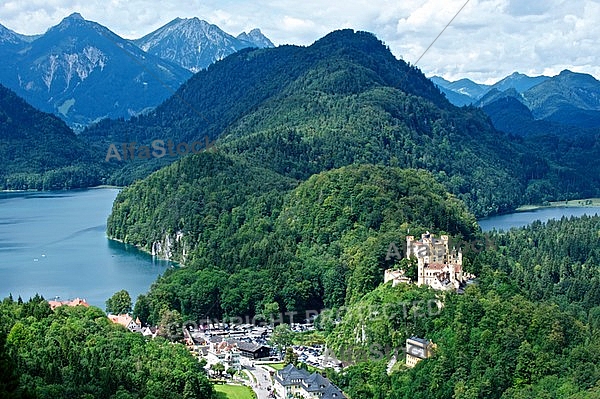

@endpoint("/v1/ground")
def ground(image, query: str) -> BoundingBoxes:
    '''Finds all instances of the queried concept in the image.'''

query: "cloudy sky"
[1,0,599,84]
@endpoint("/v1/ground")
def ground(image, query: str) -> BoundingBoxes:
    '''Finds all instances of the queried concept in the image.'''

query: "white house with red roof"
[107,313,142,332]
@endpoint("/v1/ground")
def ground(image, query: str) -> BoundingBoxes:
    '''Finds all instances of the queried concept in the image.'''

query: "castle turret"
[406,235,415,258]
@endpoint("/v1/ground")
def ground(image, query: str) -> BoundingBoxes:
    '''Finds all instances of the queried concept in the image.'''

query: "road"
[243,363,275,399]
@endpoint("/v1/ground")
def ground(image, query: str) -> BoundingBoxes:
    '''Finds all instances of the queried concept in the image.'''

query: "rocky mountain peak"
[133,17,274,72]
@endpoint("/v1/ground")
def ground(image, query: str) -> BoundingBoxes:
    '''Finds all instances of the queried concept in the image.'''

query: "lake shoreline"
[108,236,183,268]
[479,204,600,232]
[0,189,170,308]
[516,198,600,212]
[1,185,123,193]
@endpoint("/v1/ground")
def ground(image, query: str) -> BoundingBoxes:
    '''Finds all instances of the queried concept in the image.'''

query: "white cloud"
[281,16,315,32]
[0,0,599,83]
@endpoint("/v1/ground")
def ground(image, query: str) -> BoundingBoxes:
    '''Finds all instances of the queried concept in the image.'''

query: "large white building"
[205,340,241,371]
[273,364,346,399]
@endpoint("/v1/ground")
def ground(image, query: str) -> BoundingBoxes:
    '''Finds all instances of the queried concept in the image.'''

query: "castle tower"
[417,256,425,286]
[406,235,415,258]
[440,235,450,259]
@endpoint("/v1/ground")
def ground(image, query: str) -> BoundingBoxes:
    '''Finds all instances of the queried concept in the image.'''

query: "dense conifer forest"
[0,85,112,190]
[326,216,600,398]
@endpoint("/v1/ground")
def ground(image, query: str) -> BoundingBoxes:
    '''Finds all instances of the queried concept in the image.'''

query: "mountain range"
[429,76,490,106]
[0,13,273,128]
[430,72,551,106]
[81,29,600,219]
[432,70,600,132]
[3,27,599,215]
[134,17,273,73]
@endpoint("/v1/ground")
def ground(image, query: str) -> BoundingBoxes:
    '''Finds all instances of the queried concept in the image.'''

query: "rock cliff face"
[151,231,187,262]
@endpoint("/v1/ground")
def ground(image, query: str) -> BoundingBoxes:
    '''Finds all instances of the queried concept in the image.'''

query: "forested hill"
[108,160,477,324]
[0,84,111,190]
[79,29,592,217]
[83,29,448,146]
[324,215,600,399]
[0,296,215,398]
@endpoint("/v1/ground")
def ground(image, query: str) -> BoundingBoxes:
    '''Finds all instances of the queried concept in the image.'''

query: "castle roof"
[107,313,137,328]
[274,364,311,386]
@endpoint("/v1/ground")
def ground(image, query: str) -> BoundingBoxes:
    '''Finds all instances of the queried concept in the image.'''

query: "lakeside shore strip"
[516,197,600,212]
[0,185,124,193]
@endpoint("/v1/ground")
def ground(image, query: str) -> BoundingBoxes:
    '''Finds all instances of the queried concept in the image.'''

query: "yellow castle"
[384,232,473,291]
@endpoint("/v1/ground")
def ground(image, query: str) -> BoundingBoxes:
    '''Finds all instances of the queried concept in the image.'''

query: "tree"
[210,363,225,377]
[0,297,215,398]
[157,309,183,342]
[270,323,294,357]
[106,290,132,315]
[0,328,18,397]
[398,257,418,282]
[133,294,150,325]
[226,367,236,379]
[262,301,281,326]
[283,347,298,366]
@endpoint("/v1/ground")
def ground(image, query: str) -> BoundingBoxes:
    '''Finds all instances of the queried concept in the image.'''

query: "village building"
[231,340,271,359]
[183,328,208,358]
[273,364,346,399]
[141,326,158,338]
[107,313,142,332]
[205,340,241,371]
[405,336,436,368]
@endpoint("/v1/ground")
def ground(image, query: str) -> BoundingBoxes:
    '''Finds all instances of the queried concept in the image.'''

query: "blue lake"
[479,206,600,232]
[1,188,599,308]
[0,188,172,308]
